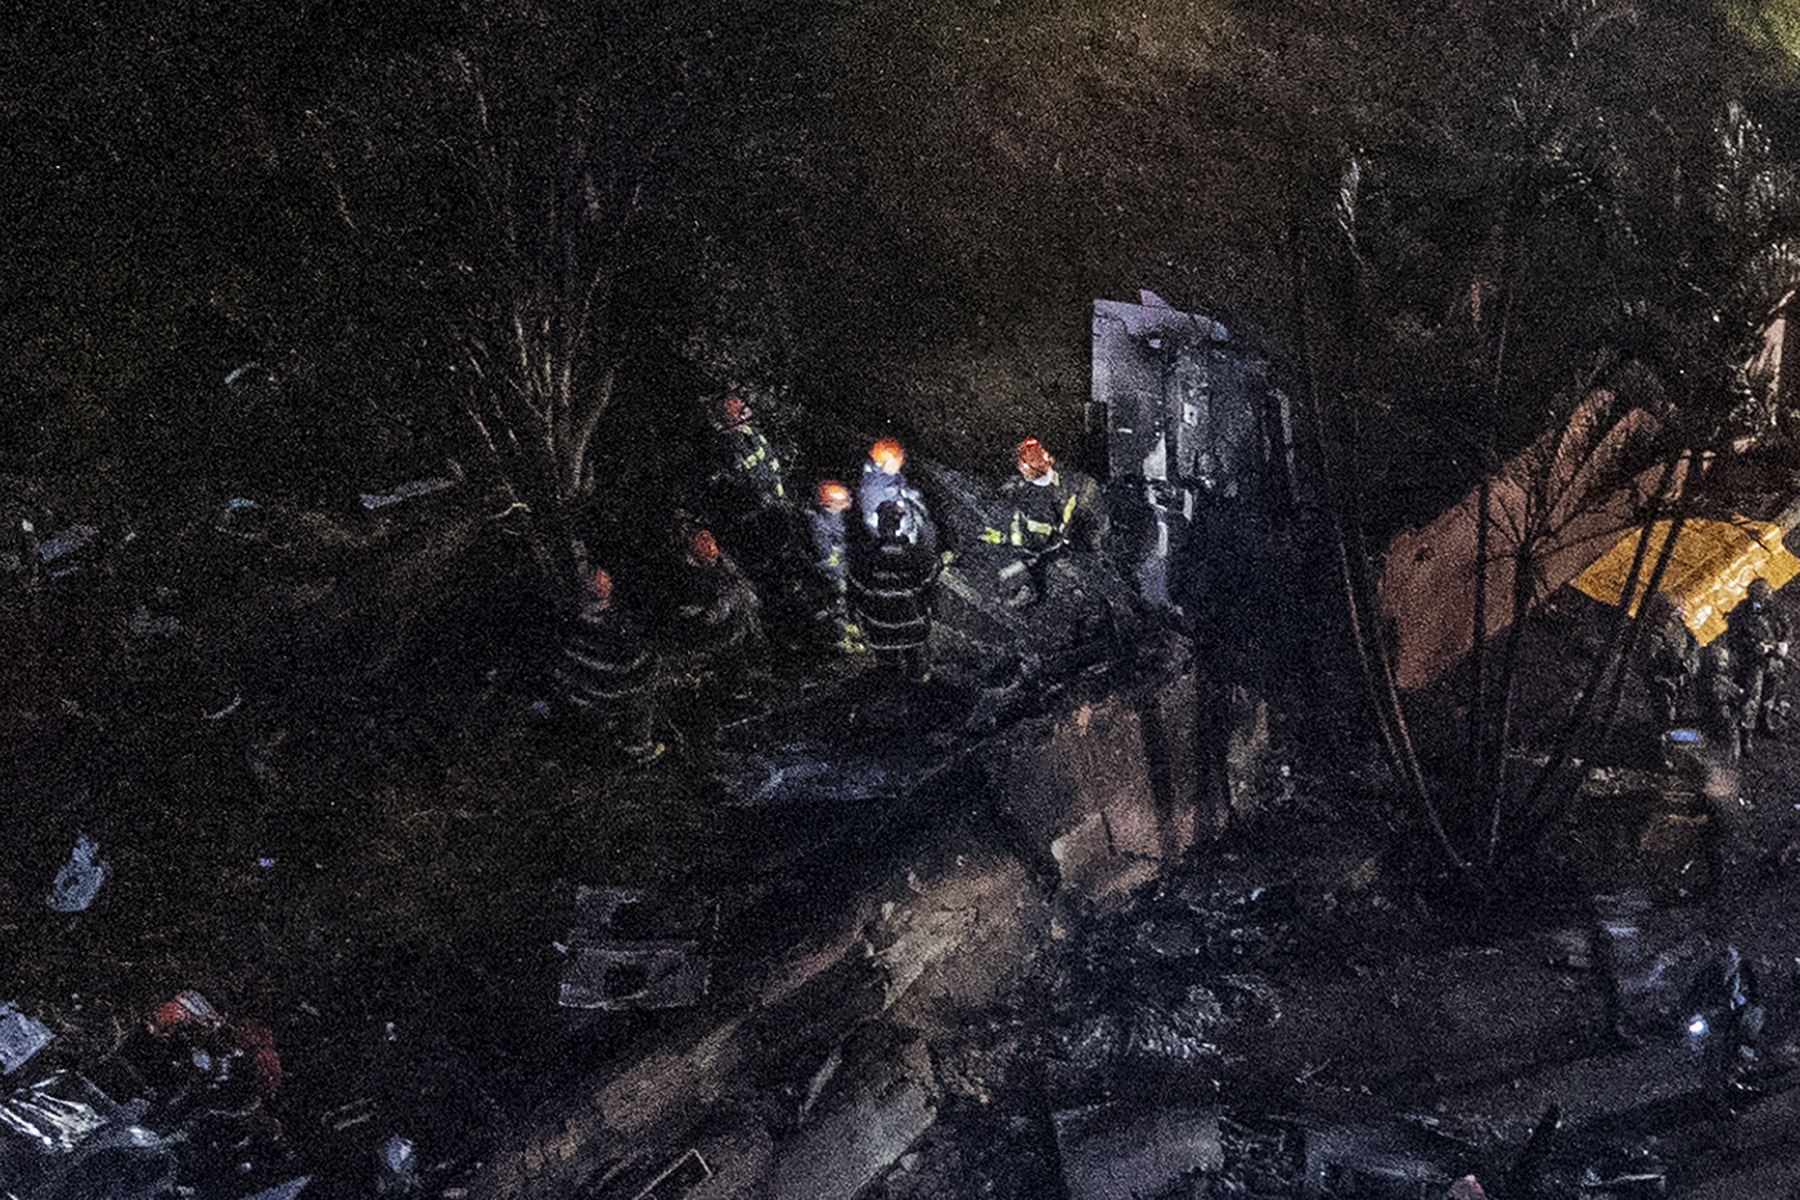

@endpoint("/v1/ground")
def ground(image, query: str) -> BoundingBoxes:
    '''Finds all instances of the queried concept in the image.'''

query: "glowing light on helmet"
[869,438,905,475]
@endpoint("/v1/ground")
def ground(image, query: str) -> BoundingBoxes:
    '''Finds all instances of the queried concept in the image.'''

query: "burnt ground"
[8,526,1800,1198]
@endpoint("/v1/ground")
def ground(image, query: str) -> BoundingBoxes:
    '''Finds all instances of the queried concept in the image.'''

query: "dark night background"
[6,0,1791,533]
[12,3,1800,1198]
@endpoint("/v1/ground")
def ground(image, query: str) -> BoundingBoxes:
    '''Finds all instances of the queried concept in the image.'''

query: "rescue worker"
[1704,644,1747,761]
[809,479,864,652]
[858,437,924,534]
[707,391,815,613]
[1725,577,1790,755]
[709,392,788,508]
[979,437,1107,607]
[1683,943,1765,1115]
[671,527,764,676]
[550,567,663,767]
[1644,594,1700,726]
[849,499,941,680]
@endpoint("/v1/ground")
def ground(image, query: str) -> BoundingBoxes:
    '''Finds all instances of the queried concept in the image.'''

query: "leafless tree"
[445,12,685,608]
[305,3,691,610]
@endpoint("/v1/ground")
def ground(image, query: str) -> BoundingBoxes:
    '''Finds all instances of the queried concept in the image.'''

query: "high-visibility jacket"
[809,509,849,591]
[979,468,1104,561]
[718,423,786,503]
[981,474,1077,550]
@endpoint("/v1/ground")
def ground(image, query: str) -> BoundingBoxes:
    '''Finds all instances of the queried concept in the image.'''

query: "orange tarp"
[1378,391,1678,690]
[1379,297,1791,689]
[1571,516,1800,646]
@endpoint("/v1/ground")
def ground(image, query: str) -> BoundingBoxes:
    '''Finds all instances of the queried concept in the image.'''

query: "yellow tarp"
[1572,516,1800,645]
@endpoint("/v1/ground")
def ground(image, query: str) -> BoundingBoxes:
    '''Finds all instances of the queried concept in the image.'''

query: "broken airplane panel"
[1090,291,1271,610]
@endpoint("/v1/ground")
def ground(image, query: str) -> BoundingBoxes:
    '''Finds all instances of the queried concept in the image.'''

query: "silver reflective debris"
[1054,1102,1222,1200]
[556,886,716,1011]
[375,1134,419,1195]
[359,476,457,511]
[46,834,108,913]
[0,1073,112,1154]
[0,1004,53,1076]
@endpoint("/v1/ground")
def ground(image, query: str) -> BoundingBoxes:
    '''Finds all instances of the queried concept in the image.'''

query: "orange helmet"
[719,393,752,426]
[688,529,720,566]
[816,479,852,513]
[1016,437,1054,480]
[590,568,614,608]
[869,437,905,475]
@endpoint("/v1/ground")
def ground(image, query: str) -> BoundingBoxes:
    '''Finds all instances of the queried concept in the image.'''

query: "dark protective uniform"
[708,417,801,593]
[978,467,1107,603]
[809,508,848,611]
[670,550,764,676]
[849,503,941,679]
[551,602,661,764]
[1705,658,1747,760]
[1646,607,1700,725]
[808,505,867,651]
[714,419,787,507]
[1726,588,1790,752]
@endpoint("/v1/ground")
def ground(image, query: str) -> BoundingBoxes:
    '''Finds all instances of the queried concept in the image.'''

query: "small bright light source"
[1688,1015,1709,1036]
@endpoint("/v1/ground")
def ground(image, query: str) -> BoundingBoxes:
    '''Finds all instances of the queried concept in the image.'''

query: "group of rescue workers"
[1645,577,1792,760]
[548,391,1106,766]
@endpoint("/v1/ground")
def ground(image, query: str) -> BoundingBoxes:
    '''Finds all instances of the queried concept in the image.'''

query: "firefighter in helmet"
[979,437,1106,607]
[809,479,865,652]
[858,437,925,534]
[549,567,664,767]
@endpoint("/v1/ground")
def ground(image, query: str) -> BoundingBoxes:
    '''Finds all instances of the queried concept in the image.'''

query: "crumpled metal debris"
[1049,871,1291,1096]
[359,475,457,512]
[237,1177,313,1200]
[1054,982,1227,1080]
[1592,888,1711,1034]
[556,886,717,1011]
[1579,1159,1668,1199]
[0,1075,111,1153]
[1053,1102,1221,1200]
[1307,1123,1458,1200]
[0,1003,54,1075]
[374,1134,419,1195]
[1209,1113,1306,1199]
[26,1125,181,1200]
[0,1070,183,1198]
[630,1148,712,1200]
[46,834,108,913]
